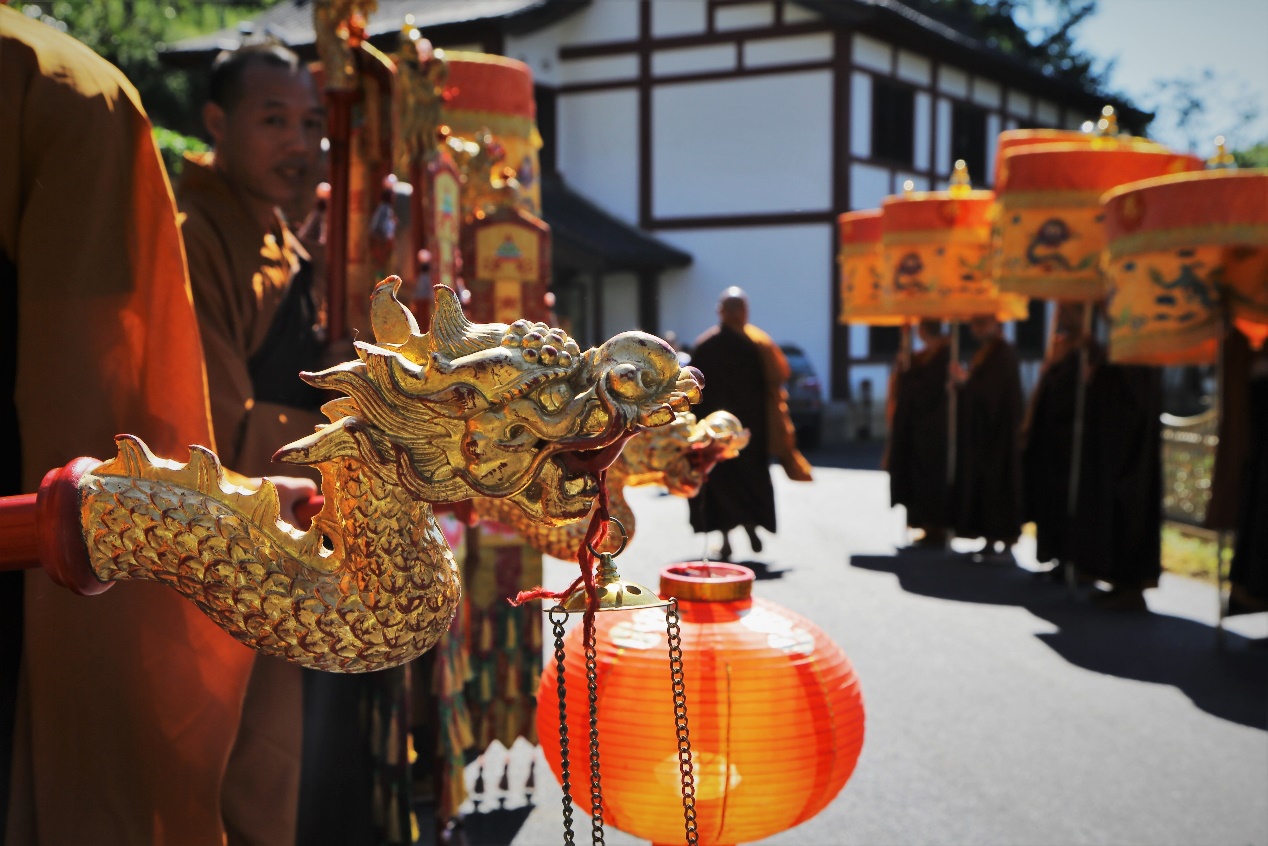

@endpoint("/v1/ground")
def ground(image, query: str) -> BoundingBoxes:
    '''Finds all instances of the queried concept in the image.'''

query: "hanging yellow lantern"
[992,143,1203,300]
[838,209,906,325]
[881,166,1027,320]
[1101,168,1268,364]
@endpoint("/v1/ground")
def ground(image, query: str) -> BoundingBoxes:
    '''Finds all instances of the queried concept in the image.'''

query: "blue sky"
[1022,0,1268,154]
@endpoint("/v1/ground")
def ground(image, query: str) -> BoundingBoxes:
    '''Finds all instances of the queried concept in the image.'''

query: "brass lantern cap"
[660,562,754,602]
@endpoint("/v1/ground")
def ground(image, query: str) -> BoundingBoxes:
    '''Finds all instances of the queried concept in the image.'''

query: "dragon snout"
[593,332,704,426]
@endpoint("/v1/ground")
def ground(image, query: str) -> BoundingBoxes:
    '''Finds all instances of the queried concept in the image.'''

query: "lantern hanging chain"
[667,598,699,846]
[585,623,606,845]
[550,610,577,846]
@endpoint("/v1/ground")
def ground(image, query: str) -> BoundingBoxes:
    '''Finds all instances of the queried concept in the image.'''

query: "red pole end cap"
[36,457,110,596]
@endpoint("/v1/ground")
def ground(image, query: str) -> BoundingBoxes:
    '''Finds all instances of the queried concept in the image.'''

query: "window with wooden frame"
[950,101,988,185]
[871,77,915,167]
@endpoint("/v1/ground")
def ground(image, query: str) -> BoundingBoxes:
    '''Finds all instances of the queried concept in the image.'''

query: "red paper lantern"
[537,563,865,845]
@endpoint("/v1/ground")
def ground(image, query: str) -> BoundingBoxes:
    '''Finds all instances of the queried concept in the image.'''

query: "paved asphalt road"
[450,448,1268,846]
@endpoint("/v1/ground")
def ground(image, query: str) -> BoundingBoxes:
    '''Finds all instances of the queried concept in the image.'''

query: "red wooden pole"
[325,89,356,343]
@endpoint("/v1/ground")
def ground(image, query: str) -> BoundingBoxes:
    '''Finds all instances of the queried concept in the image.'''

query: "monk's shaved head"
[210,42,305,112]
[718,286,749,330]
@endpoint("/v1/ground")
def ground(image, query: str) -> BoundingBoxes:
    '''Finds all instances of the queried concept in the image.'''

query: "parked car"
[780,344,823,449]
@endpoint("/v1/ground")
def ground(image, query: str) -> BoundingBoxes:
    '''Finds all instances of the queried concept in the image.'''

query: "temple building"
[168,0,1142,412]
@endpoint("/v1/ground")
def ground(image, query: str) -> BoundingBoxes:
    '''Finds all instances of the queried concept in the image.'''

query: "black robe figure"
[889,338,950,542]
[1022,346,1079,564]
[1073,358,1163,593]
[952,329,1024,548]
[1229,350,1268,611]
[688,323,776,540]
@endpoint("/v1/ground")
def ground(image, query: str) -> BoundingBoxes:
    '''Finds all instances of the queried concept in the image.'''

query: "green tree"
[1149,67,1266,155]
[14,2,278,176]
[907,0,1117,96]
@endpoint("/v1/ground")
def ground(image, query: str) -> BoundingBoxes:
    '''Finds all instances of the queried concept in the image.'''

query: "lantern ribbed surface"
[537,563,865,845]
[1100,168,1268,363]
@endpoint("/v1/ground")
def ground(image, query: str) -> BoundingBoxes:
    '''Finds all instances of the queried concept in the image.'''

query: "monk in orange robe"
[1,10,304,843]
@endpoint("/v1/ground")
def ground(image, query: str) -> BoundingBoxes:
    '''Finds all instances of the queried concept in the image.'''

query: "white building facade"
[502,0,1122,401]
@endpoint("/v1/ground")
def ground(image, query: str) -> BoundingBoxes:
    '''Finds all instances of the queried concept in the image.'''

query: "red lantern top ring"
[839,209,882,244]
[660,562,754,602]
[445,51,536,118]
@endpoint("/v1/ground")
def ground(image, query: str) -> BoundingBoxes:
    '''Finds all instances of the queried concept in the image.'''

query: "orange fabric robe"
[742,324,813,482]
[178,153,318,846]
[1,9,255,844]
[178,153,326,479]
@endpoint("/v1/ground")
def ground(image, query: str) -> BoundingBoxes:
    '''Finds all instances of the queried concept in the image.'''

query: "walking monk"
[951,314,1024,558]
[688,287,812,560]
[889,320,952,548]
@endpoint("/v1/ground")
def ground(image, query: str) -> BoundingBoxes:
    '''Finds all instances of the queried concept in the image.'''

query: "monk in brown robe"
[1024,304,1165,609]
[889,320,951,548]
[1071,351,1163,609]
[0,9,303,843]
[1220,336,1267,615]
[951,315,1024,557]
[181,43,329,478]
[688,288,811,560]
[1021,307,1083,572]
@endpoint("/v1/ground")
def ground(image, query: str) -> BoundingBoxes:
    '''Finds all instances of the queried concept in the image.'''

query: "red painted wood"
[0,492,39,568]
[37,457,110,596]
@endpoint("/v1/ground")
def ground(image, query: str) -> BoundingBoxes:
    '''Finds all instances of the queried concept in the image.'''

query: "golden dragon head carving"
[476,409,749,560]
[275,278,703,526]
[618,409,750,496]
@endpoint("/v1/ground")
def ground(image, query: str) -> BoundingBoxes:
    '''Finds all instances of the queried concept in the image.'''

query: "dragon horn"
[426,285,503,359]
[370,277,419,346]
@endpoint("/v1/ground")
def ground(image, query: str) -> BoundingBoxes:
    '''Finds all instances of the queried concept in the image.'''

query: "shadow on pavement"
[850,552,1268,730]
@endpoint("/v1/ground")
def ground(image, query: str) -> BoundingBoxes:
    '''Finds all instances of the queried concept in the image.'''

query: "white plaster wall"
[850,71,872,158]
[985,113,1001,186]
[848,324,869,358]
[559,54,639,85]
[896,172,929,191]
[600,273,641,337]
[715,1,775,30]
[652,72,833,217]
[655,224,834,387]
[972,78,1001,108]
[651,0,707,37]
[850,363,890,403]
[896,50,931,85]
[507,0,637,81]
[935,97,952,174]
[505,28,561,87]
[914,91,932,171]
[850,163,889,210]
[1006,89,1032,119]
[557,90,640,225]
[653,43,737,76]
[744,33,833,67]
[783,2,822,24]
[1036,99,1059,126]
[852,34,891,73]
[555,0,640,44]
[938,66,968,97]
